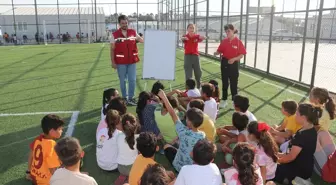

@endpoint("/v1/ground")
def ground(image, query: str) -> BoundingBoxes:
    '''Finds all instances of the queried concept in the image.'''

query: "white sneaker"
[219,100,227,109]
[292,177,313,185]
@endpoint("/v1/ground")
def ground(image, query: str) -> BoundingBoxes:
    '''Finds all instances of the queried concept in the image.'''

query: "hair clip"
[257,122,270,132]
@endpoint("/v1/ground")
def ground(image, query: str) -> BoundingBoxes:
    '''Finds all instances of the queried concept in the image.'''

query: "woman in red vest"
[214,24,246,109]
[181,24,206,89]
[110,15,143,106]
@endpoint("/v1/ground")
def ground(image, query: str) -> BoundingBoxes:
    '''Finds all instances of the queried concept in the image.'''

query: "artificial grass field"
[0,43,335,185]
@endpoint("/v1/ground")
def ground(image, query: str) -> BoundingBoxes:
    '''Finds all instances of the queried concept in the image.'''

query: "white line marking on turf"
[65,111,80,137]
[0,111,78,117]
[176,49,306,97]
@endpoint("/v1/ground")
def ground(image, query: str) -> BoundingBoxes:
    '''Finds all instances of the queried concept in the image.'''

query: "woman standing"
[181,24,206,89]
[214,24,246,109]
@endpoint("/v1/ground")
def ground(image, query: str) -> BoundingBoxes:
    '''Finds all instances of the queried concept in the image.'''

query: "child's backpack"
[322,151,336,183]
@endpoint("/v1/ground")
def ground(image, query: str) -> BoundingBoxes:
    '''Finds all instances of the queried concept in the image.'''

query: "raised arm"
[158,90,179,124]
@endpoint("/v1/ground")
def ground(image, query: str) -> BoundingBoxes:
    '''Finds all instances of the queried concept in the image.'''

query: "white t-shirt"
[96,128,121,171]
[174,163,222,185]
[186,88,201,97]
[117,133,139,165]
[204,97,218,122]
[50,168,98,185]
[245,110,257,123]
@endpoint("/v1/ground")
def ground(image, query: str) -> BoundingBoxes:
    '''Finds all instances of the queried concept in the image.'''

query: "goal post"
[42,19,94,45]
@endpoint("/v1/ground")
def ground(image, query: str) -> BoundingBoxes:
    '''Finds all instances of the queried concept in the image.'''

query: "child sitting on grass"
[140,164,175,185]
[158,90,205,172]
[129,132,175,185]
[155,95,179,146]
[129,132,158,185]
[223,143,263,185]
[248,122,278,183]
[115,113,140,185]
[51,137,97,185]
[169,79,201,108]
[26,115,64,185]
[96,109,122,172]
[209,79,220,103]
[101,88,119,120]
[136,91,161,136]
[174,139,222,185]
[189,99,216,142]
[270,100,301,149]
[201,83,218,122]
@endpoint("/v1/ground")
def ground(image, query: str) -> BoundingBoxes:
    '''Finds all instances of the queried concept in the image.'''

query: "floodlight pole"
[34,0,40,44]
[57,0,61,44]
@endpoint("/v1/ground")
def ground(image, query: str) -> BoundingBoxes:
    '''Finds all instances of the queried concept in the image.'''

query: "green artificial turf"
[0,43,335,185]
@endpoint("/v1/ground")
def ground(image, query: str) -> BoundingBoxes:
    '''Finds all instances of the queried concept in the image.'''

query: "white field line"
[177,49,307,98]
[0,111,78,117]
[65,111,80,137]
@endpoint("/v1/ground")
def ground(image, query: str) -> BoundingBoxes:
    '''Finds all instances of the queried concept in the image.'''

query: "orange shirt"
[129,155,156,185]
[217,37,246,60]
[30,134,61,185]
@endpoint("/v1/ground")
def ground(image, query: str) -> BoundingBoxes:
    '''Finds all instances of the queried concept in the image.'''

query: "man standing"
[110,15,143,106]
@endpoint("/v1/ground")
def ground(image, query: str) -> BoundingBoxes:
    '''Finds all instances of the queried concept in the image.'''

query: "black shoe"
[127,98,137,106]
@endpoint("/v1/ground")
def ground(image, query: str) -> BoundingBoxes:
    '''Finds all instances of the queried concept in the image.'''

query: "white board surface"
[142,30,176,81]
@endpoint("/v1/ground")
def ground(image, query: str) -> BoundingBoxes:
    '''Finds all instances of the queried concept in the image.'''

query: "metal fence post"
[34,0,39,44]
[137,0,139,32]
[266,4,275,74]
[205,0,209,54]
[94,0,98,41]
[227,0,229,23]
[177,0,179,47]
[239,0,243,39]
[157,0,160,30]
[254,0,260,68]
[11,0,17,38]
[57,0,61,44]
[220,0,224,41]
[78,0,82,43]
[299,0,310,82]
[310,0,324,89]
[243,0,249,65]
[193,0,196,23]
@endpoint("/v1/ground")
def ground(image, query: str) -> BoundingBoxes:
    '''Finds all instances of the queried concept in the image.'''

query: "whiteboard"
[142,30,176,81]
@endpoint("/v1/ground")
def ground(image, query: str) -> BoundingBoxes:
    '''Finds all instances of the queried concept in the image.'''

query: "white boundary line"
[0,111,80,139]
[65,111,80,137]
[0,111,77,117]
[177,49,307,97]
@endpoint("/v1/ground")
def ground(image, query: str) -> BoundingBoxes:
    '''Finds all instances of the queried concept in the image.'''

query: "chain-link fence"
[0,0,335,92]
[159,0,336,93]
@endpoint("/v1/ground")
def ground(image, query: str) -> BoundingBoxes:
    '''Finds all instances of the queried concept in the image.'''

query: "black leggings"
[221,58,239,101]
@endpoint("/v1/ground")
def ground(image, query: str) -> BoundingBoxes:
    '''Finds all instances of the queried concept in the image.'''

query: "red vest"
[112,29,139,65]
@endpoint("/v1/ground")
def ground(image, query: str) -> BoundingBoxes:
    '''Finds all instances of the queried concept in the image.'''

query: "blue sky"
[0,0,335,16]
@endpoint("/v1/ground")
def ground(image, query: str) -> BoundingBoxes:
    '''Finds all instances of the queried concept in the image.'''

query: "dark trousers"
[220,58,239,101]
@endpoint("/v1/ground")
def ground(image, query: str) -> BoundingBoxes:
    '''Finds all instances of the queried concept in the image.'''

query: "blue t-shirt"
[140,103,161,136]
[173,120,205,172]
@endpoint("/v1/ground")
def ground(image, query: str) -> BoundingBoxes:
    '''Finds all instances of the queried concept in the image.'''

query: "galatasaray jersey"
[30,134,61,185]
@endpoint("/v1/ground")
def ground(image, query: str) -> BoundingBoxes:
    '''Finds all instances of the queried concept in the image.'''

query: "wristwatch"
[25,170,30,174]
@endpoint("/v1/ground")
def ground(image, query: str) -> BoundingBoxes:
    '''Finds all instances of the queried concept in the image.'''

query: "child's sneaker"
[127,98,137,106]
[219,100,227,109]
[292,177,313,185]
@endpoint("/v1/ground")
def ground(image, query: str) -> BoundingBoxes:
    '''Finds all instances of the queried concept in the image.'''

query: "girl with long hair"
[248,122,278,183]
[223,142,263,185]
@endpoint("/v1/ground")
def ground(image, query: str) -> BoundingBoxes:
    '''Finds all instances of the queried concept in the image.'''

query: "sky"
[0,0,335,16]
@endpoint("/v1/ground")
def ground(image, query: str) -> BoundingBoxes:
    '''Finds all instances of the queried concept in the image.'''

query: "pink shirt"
[224,167,263,185]
[255,145,277,180]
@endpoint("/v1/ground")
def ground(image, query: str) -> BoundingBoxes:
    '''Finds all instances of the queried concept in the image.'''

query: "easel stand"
[143,79,173,92]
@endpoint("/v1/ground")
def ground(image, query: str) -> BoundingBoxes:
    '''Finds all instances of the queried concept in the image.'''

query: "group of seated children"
[26,81,336,185]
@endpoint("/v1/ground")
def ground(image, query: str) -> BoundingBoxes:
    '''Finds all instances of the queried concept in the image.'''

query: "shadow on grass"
[0,53,42,71]
[0,50,68,91]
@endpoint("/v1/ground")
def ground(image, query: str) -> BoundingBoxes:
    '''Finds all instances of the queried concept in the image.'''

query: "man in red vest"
[110,15,143,106]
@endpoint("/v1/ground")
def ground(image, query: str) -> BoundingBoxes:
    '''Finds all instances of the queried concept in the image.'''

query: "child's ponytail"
[102,88,117,115]
[106,109,120,139]
[233,143,259,185]
[209,80,220,101]
[326,96,336,120]
[136,91,152,126]
[311,87,335,120]
[248,122,279,163]
[122,113,139,150]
